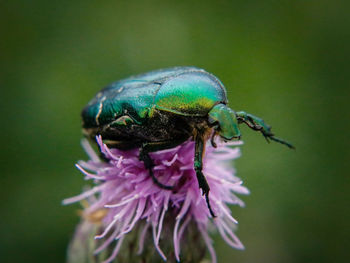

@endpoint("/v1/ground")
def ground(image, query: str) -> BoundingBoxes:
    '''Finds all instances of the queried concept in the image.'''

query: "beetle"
[82,66,294,217]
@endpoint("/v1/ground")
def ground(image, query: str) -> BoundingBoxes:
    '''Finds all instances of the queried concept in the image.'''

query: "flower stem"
[68,213,207,263]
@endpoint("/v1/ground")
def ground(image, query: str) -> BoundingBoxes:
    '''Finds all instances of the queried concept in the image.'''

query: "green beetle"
[82,66,293,217]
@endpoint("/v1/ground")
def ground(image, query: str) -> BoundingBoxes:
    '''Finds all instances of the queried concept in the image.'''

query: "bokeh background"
[1,1,349,262]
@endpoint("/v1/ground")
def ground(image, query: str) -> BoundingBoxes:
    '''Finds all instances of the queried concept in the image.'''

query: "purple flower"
[64,136,249,263]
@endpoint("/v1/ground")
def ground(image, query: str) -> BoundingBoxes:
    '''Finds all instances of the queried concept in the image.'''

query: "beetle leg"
[236,111,295,149]
[139,148,174,190]
[210,130,218,148]
[139,138,188,190]
[194,132,216,218]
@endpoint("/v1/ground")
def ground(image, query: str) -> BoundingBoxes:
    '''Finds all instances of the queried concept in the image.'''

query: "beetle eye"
[208,116,218,126]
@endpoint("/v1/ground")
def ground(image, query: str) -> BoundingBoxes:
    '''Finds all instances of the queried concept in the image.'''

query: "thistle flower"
[64,136,249,263]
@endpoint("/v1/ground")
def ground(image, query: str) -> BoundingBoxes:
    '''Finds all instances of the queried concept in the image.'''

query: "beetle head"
[208,104,241,141]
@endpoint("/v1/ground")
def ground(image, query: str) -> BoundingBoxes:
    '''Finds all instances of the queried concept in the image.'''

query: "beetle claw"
[196,170,216,218]
[150,170,175,190]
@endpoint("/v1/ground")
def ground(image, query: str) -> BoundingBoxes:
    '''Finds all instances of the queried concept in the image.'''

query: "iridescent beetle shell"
[82,67,227,127]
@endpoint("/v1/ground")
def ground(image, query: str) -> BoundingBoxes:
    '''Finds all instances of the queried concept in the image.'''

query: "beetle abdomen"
[82,81,158,128]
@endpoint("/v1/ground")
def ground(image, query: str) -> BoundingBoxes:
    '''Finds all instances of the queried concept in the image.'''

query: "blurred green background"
[1,0,349,262]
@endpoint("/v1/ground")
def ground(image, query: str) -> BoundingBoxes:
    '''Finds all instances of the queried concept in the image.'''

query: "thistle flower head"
[64,136,249,263]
